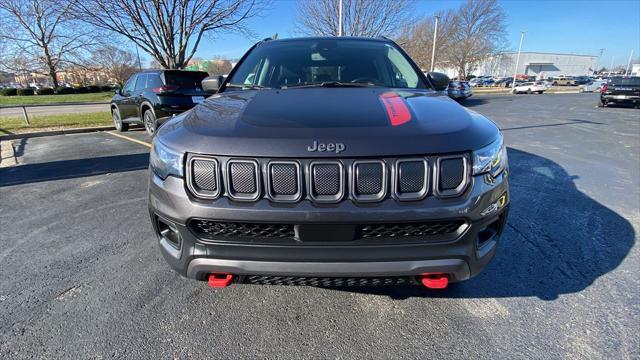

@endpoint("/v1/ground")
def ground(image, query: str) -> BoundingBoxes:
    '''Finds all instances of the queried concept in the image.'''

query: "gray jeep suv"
[148,37,509,289]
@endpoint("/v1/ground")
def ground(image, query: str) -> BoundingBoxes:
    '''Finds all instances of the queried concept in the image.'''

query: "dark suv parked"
[110,70,209,135]
[148,37,510,289]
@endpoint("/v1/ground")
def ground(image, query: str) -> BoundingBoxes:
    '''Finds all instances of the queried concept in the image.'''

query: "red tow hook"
[208,273,234,288]
[419,273,449,289]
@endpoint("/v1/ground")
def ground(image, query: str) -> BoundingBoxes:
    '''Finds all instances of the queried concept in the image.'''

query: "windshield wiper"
[225,83,271,90]
[283,81,377,89]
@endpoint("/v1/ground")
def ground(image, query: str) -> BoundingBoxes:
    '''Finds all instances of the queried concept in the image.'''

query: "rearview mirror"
[426,72,450,91]
[202,75,224,93]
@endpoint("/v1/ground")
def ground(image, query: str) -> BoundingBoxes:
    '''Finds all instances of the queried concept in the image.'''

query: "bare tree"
[91,45,138,85]
[0,0,97,88]
[446,0,507,80]
[73,0,263,69]
[207,58,233,75]
[296,0,415,37]
[396,10,458,72]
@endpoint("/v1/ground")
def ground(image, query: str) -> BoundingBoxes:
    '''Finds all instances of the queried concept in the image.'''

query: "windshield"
[225,39,426,90]
[164,71,208,88]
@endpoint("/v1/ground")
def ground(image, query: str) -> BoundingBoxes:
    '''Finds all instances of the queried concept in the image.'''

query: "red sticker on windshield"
[380,92,411,126]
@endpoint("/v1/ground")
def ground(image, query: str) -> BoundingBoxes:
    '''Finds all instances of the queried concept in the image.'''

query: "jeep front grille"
[186,154,470,203]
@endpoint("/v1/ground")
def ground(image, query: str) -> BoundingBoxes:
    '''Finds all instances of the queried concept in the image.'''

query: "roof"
[258,36,392,46]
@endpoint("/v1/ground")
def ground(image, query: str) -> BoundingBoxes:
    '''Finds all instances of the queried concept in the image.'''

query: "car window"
[134,74,147,91]
[164,71,208,89]
[227,39,426,90]
[122,75,136,94]
[147,74,163,89]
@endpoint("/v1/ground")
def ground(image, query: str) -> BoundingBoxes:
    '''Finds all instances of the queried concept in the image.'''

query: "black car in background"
[599,76,640,108]
[447,80,472,101]
[110,70,209,135]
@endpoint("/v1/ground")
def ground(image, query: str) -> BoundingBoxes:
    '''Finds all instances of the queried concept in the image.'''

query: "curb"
[0,138,17,167]
[0,125,116,140]
[0,101,110,109]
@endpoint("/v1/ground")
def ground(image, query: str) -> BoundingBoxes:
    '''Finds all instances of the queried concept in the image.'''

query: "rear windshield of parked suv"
[226,39,427,90]
[609,77,640,86]
[164,71,208,88]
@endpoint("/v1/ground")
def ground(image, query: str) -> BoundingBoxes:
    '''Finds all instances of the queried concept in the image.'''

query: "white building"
[436,52,599,79]
[477,52,598,78]
[631,64,640,76]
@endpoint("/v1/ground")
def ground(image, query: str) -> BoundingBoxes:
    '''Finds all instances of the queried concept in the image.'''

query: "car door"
[131,73,148,121]
[118,75,137,121]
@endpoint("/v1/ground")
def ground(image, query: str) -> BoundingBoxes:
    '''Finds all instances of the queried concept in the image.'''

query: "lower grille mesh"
[359,220,464,238]
[242,276,414,287]
[190,220,294,239]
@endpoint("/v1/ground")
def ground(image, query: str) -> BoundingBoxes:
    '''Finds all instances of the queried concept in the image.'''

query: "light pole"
[625,49,634,76]
[511,31,526,92]
[338,0,343,36]
[135,44,142,70]
[595,48,605,75]
[609,56,615,76]
[430,15,439,73]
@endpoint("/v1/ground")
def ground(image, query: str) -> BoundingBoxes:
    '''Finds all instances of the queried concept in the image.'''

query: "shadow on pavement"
[501,119,606,131]
[0,153,149,186]
[328,148,635,300]
[460,97,491,107]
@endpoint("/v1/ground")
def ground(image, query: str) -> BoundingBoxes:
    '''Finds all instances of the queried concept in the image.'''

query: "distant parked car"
[552,76,576,86]
[110,69,209,136]
[447,80,472,101]
[512,81,546,94]
[573,76,591,85]
[580,80,606,93]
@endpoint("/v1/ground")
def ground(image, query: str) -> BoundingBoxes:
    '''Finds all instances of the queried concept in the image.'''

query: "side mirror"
[202,75,224,93]
[426,72,450,91]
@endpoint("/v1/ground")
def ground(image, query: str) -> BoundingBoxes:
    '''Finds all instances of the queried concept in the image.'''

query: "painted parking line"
[106,131,152,148]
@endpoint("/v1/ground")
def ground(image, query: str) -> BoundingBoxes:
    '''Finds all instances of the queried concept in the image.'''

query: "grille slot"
[351,160,387,202]
[266,161,302,202]
[439,158,464,190]
[359,220,465,239]
[226,160,260,201]
[242,276,414,287]
[189,220,294,239]
[435,156,469,198]
[394,159,429,201]
[309,161,344,203]
[193,160,218,191]
[186,156,221,199]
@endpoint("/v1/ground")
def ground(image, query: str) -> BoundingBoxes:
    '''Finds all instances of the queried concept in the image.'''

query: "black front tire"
[143,109,157,136]
[112,109,129,132]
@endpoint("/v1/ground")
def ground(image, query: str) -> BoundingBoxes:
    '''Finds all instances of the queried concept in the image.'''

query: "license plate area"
[192,96,205,104]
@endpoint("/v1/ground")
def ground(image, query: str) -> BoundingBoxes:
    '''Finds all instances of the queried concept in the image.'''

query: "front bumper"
[148,170,509,283]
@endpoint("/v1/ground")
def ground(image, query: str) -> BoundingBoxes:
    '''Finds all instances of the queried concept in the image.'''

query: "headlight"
[472,133,507,177]
[150,139,183,179]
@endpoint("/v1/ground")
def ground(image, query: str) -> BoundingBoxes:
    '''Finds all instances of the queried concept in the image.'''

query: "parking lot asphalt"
[1,93,638,359]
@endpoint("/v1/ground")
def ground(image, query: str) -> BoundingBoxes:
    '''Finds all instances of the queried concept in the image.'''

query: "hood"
[157,88,499,157]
